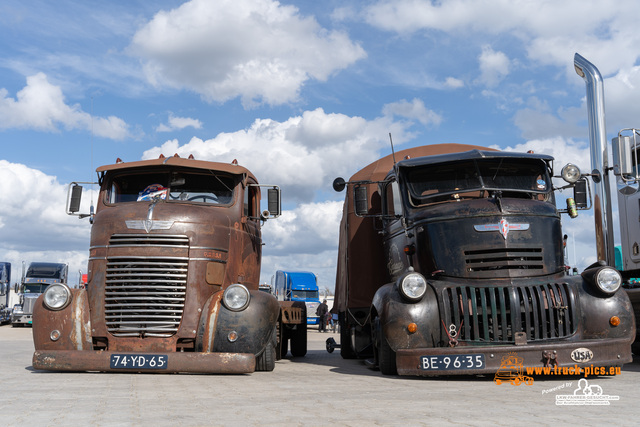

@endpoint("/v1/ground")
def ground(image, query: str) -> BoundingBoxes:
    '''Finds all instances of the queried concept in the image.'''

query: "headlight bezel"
[594,267,622,295]
[43,283,72,311]
[222,284,251,312]
[397,272,427,302]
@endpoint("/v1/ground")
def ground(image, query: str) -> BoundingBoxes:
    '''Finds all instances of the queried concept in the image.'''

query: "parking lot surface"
[1,325,638,426]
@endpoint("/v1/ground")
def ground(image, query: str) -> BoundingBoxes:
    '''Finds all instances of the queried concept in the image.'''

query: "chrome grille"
[22,295,39,316]
[105,256,188,337]
[440,283,577,343]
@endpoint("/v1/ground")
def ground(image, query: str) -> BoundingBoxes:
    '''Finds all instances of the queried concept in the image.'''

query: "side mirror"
[354,185,368,216]
[267,188,281,217]
[68,184,83,213]
[0,283,6,296]
[574,178,588,208]
[14,283,19,294]
[333,177,346,192]
[612,135,634,177]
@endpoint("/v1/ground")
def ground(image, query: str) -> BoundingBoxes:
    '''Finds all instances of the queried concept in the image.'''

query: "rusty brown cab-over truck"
[32,154,284,373]
[331,143,635,376]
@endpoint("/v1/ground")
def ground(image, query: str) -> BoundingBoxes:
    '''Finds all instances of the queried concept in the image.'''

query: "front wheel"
[290,322,307,357]
[255,328,276,371]
[339,313,356,359]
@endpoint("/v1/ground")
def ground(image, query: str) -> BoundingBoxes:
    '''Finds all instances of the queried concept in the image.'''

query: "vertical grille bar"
[479,288,490,341]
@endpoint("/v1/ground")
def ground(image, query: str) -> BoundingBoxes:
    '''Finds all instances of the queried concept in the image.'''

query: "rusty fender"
[32,289,92,352]
[197,289,280,355]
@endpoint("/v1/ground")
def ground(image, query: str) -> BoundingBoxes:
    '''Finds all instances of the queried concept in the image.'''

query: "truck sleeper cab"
[333,144,634,376]
[32,155,282,374]
[13,262,67,327]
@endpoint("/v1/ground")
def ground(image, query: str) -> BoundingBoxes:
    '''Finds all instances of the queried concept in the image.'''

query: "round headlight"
[561,163,581,184]
[399,273,427,302]
[223,284,250,311]
[43,284,72,311]
[595,268,621,295]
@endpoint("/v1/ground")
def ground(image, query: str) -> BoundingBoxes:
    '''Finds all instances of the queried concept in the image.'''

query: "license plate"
[420,354,485,371]
[110,354,168,370]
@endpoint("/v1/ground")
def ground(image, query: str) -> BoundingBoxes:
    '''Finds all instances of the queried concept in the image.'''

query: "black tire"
[375,318,397,375]
[290,322,307,357]
[255,329,276,372]
[276,321,288,359]
[340,316,356,359]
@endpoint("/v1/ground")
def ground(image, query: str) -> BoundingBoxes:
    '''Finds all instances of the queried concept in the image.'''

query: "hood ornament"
[125,197,173,233]
[474,218,529,240]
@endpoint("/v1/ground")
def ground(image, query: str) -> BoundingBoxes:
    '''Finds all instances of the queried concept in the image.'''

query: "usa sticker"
[570,348,594,363]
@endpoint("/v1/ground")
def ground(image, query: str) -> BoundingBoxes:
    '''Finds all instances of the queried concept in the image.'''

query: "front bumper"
[12,314,31,325]
[32,350,256,374]
[395,337,632,376]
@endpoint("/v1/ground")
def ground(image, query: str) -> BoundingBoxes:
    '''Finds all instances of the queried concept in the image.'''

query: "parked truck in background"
[0,262,11,324]
[272,270,313,358]
[31,154,285,373]
[273,271,321,325]
[573,53,640,347]
[12,262,68,327]
[332,140,634,376]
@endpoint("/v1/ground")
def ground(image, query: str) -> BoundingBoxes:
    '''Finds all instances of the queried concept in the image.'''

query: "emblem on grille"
[125,220,174,233]
[474,219,529,239]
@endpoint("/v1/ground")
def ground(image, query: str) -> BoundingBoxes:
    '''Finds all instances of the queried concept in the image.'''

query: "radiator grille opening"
[441,283,576,343]
[109,234,189,247]
[464,248,543,276]
[105,256,188,337]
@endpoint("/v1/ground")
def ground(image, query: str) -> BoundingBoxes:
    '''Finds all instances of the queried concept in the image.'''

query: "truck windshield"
[26,264,64,280]
[107,171,235,205]
[24,284,48,293]
[405,158,551,206]
[291,290,319,299]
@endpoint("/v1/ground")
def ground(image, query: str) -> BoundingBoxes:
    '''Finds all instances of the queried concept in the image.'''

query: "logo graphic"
[474,219,529,239]
[556,378,619,405]
[493,353,534,386]
[125,220,174,233]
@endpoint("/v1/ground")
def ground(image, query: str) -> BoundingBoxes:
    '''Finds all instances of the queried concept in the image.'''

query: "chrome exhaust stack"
[574,53,615,265]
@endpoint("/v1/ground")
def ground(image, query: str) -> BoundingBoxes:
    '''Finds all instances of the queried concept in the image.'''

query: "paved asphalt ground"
[1,325,638,426]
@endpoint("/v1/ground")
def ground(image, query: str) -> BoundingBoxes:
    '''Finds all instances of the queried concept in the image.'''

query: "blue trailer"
[273,271,321,325]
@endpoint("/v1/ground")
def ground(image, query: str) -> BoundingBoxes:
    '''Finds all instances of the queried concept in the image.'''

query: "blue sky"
[2,0,640,290]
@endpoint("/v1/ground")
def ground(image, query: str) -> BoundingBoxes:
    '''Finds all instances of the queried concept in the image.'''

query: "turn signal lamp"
[610,316,621,327]
[407,323,418,334]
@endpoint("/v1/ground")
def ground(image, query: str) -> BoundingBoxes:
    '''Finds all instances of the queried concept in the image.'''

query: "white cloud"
[0,160,93,253]
[382,98,442,126]
[365,1,640,83]
[129,0,366,108]
[444,77,464,89]
[477,46,510,88]
[156,113,203,132]
[142,107,418,202]
[260,200,343,291]
[0,73,130,140]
